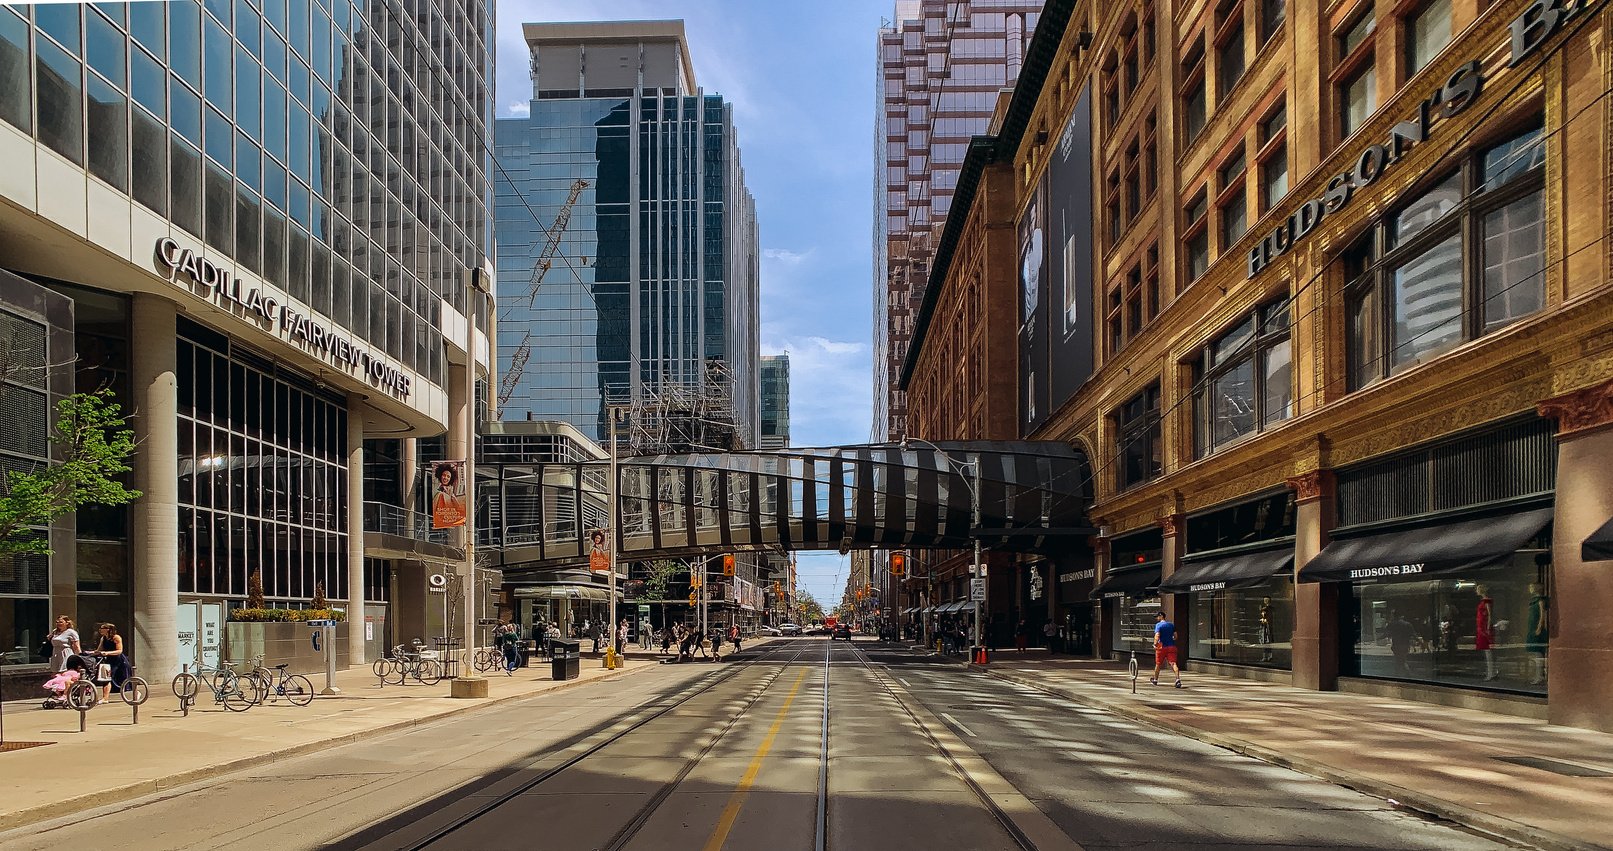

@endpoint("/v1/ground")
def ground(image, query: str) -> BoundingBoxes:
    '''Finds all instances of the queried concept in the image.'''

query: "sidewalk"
[952,649,1611,851]
[0,650,678,832]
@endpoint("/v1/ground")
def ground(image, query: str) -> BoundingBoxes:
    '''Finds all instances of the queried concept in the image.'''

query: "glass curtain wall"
[176,318,348,606]
[0,305,50,668]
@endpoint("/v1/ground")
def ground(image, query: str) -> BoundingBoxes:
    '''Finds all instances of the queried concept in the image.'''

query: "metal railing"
[363,502,454,544]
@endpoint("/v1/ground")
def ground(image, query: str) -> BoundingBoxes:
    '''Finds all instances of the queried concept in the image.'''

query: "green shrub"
[229,608,348,623]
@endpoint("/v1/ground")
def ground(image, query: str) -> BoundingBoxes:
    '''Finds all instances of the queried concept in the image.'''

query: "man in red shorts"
[1151,610,1182,688]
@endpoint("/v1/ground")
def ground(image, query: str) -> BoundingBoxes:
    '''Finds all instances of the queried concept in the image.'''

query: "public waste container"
[551,638,580,680]
[520,640,536,668]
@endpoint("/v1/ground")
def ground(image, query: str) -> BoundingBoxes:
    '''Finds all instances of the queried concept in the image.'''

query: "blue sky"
[498,1,888,609]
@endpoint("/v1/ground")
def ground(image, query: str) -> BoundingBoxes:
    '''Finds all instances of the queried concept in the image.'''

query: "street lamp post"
[902,438,984,660]
[606,406,624,664]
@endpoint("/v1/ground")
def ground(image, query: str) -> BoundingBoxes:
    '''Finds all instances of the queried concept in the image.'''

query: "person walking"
[92,623,129,701]
[499,621,520,675]
[1151,610,1182,688]
[727,623,741,653]
[616,619,629,658]
[47,615,81,673]
[1042,620,1058,653]
[639,618,652,651]
[587,620,601,654]
[1015,619,1029,652]
[660,625,674,656]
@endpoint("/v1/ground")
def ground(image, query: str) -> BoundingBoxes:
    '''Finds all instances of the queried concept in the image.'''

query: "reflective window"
[1190,578,1292,669]
[1115,384,1162,490]
[1405,0,1452,77]
[36,2,80,55]
[131,105,167,213]
[235,0,258,56]
[36,38,84,165]
[130,46,164,116]
[204,104,231,166]
[168,0,200,87]
[234,46,258,135]
[170,74,201,144]
[170,134,203,236]
[203,15,231,111]
[0,8,30,133]
[86,10,125,88]
[1346,125,1546,389]
[129,1,163,60]
[87,73,129,190]
[1194,300,1292,456]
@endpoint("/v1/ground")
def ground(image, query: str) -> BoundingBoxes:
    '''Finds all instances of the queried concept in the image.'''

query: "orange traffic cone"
[973,646,989,665]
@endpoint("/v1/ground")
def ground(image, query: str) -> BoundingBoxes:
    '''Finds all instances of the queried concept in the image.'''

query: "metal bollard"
[180,663,192,717]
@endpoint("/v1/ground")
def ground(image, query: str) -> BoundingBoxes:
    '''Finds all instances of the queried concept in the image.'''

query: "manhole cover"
[1492,756,1613,777]
[0,741,53,752]
[1145,703,1186,710]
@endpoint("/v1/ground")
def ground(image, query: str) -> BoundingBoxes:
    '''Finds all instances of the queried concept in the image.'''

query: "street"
[0,637,1515,851]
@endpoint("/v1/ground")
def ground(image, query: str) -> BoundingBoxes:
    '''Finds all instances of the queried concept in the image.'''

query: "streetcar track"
[845,641,1041,851]
[376,638,818,851]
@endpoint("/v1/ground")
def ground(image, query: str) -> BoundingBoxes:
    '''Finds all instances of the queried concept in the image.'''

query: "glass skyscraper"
[874,0,1041,440]
[0,0,494,687]
[759,353,789,450]
[495,21,759,447]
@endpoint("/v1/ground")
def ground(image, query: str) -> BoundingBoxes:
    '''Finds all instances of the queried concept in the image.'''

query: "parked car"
[758,625,782,636]
[779,623,801,636]
[832,624,853,640]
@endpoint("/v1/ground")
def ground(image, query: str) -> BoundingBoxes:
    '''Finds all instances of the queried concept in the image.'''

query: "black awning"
[1158,549,1294,594]
[1092,564,1161,599]
[1584,516,1613,562]
[1300,507,1553,583]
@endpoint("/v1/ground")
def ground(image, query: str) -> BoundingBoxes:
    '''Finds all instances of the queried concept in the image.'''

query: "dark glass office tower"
[495,21,759,448]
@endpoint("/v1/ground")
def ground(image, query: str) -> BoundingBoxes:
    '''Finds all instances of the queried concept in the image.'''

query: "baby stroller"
[42,654,102,710]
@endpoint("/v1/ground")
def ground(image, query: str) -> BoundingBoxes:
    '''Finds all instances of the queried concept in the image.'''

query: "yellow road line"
[702,666,812,851]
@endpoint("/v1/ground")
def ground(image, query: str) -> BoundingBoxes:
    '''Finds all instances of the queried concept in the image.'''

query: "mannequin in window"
[1526,580,1549,685]
[1475,584,1496,681]
[1258,596,1274,662]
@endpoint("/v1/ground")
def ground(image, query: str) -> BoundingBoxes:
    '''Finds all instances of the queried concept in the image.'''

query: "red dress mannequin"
[1475,595,1494,651]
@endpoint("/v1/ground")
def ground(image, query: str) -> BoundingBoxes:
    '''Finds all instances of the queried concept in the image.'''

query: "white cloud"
[762,247,814,265]
[506,101,530,118]
[760,335,872,447]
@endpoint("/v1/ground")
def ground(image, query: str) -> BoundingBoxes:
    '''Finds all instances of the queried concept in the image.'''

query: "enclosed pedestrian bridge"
[482,441,1094,580]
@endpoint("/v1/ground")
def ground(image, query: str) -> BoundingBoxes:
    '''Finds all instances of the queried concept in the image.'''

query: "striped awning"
[512,584,614,601]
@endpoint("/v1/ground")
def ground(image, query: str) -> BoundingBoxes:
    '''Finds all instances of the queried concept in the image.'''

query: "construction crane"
[498,178,589,407]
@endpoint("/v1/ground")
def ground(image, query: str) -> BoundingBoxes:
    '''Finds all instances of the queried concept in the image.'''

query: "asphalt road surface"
[0,638,1514,851]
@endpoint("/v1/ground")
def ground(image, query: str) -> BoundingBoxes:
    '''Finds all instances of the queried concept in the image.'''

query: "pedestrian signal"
[891,552,906,576]
[722,554,735,575]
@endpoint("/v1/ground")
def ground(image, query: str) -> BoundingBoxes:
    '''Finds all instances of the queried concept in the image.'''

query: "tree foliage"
[796,588,825,623]
[638,559,684,601]
[0,389,139,555]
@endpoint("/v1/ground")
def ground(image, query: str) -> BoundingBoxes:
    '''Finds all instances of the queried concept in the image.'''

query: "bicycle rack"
[179,662,194,717]
[433,637,462,680]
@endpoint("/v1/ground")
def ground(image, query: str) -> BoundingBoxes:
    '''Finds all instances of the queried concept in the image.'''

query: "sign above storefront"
[154,237,412,399]
[1247,0,1598,280]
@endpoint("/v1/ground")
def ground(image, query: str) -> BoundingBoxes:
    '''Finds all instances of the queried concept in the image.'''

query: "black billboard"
[1020,84,1094,433]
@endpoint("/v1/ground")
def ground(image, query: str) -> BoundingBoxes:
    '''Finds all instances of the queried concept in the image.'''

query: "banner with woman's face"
[431,461,467,529]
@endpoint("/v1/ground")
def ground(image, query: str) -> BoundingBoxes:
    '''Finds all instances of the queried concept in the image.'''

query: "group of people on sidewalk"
[660,623,744,663]
[41,615,131,704]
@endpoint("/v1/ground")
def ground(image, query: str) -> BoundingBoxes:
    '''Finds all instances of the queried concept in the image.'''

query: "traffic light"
[722,554,735,576]
[890,552,906,577]
[688,592,698,606]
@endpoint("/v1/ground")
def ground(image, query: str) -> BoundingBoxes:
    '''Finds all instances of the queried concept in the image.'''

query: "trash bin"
[520,640,536,668]
[550,639,580,681]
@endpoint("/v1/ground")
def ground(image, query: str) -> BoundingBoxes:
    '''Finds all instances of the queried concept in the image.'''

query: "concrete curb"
[0,662,655,834]
[971,664,1606,851]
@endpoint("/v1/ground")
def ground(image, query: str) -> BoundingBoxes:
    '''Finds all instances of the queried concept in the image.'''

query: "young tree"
[0,388,139,555]
[639,559,683,602]
[311,580,328,610]
[247,569,266,609]
[796,589,825,624]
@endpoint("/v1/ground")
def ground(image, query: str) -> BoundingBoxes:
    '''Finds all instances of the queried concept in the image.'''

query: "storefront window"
[0,596,51,667]
[1111,593,1160,654]
[1344,552,1549,694]
[1189,577,1292,668]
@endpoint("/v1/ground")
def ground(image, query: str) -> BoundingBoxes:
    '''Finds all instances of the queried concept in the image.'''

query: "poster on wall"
[1018,173,1049,431]
[1048,85,1095,410]
[431,461,467,529]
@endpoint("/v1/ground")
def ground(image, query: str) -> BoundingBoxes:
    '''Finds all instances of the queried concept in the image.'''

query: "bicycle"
[172,655,257,712]
[245,655,315,706]
[471,643,504,674]
[374,641,442,685]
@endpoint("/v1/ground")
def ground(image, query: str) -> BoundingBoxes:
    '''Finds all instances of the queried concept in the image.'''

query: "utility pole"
[971,453,983,660]
[607,405,623,664]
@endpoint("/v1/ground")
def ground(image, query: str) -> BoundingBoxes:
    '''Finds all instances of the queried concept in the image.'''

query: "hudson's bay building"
[494,21,760,448]
[0,0,494,695]
[904,0,1613,732]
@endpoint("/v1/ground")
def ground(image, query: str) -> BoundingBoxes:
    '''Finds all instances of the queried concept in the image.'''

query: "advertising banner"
[588,528,611,572]
[430,461,467,529]
[1020,83,1095,432]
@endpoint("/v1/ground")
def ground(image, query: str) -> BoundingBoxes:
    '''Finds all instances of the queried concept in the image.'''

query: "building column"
[1288,470,1339,691]
[130,294,179,681]
[1159,513,1184,628]
[347,394,366,665]
[446,355,476,659]
[1538,380,1613,732]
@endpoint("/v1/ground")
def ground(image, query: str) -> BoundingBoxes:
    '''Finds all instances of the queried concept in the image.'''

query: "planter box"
[225,622,350,677]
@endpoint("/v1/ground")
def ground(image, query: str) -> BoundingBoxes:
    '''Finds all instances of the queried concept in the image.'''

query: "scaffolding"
[617,357,745,455]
